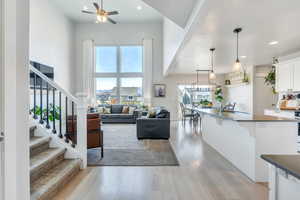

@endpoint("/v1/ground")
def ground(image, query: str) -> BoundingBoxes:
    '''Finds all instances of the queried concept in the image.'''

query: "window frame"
[94,44,144,104]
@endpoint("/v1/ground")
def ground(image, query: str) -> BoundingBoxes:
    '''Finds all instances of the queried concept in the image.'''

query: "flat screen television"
[30,61,54,88]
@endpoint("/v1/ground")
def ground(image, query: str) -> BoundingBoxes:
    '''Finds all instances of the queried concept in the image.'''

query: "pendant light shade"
[233,27,242,72]
[209,48,216,80]
[209,71,216,80]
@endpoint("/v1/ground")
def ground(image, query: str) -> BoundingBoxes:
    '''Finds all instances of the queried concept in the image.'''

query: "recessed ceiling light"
[269,41,279,45]
[241,56,247,59]
[137,6,142,10]
[83,5,88,11]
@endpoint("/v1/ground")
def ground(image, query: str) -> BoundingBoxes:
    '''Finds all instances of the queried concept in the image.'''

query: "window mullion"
[117,46,121,103]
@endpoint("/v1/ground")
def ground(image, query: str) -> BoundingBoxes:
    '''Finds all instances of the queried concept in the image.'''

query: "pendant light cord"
[196,70,199,91]
[211,50,214,72]
[237,31,239,61]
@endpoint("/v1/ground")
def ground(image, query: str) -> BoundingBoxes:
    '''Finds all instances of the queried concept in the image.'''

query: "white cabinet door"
[292,60,300,91]
[276,63,293,92]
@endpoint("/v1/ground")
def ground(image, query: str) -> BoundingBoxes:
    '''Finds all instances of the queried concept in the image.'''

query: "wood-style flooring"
[53,121,268,200]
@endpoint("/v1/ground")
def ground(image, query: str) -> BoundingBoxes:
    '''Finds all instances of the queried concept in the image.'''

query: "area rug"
[87,124,179,166]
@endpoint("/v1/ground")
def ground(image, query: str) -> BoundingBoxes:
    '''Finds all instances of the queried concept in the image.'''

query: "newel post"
[76,93,88,169]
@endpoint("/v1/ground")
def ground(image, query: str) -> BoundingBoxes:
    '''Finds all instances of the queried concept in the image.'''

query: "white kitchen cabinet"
[292,60,300,91]
[268,164,300,200]
[276,58,300,92]
[276,62,293,92]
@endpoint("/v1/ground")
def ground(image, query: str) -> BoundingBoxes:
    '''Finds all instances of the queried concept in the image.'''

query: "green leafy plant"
[264,67,276,94]
[199,99,211,106]
[214,87,224,103]
[31,104,60,121]
[243,71,249,83]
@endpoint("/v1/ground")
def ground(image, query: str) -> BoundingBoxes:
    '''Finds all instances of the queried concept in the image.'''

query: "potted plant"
[264,67,276,94]
[214,86,224,112]
[31,104,60,121]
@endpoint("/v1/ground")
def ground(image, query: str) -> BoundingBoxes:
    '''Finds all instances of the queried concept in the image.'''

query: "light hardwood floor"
[53,121,268,200]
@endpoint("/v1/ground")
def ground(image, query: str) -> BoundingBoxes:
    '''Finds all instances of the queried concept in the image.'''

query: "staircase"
[29,64,88,200]
[30,126,81,200]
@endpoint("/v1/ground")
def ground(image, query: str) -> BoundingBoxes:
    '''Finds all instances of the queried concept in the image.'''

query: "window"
[95,47,117,73]
[96,78,118,104]
[178,85,212,105]
[120,46,143,72]
[94,45,143,105]
[120,78,143,104]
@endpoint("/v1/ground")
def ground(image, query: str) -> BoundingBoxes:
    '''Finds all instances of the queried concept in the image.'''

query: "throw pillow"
[147,110,156,118]
[97,107,104,114]
[122,106,129,114]
[128,106,136,114]
[104,107,111,114]
[157,109,169,118]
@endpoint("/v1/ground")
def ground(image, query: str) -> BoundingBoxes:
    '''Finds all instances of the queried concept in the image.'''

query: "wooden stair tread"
[30,148,66,172]
[30,136,51,149]
[30,159,81,200]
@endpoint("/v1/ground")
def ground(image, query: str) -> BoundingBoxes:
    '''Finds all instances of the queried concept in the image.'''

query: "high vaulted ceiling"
[142,0,197,28]
[169,0,300,74]
[51,0,162,23]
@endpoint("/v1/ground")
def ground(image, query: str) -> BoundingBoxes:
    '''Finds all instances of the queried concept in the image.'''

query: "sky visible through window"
[121,46,142,72]
[95,46,142,73]
[96,78,116,90]
[95,47,117,73]
[95,46,143,104]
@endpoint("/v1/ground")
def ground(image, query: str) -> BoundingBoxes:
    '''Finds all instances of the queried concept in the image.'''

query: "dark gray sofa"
[136,109,170,140]
[99,105,139,124]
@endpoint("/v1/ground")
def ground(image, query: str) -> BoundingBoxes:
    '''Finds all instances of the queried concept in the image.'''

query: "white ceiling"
[170,0,300,74]
[142,0,197,28]
[51,0,162,23]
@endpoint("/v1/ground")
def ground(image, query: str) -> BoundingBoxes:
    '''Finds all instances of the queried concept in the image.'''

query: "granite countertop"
[261,154,300,180]
[187,107,299,122]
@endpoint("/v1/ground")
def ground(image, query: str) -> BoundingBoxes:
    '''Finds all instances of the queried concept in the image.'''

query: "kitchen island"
[190,107,299,182]
[261,155,300,200]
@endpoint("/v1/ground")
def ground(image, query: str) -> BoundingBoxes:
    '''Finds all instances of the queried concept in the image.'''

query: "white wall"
[163,18,185,75]
[75,22,224,120]
[75,22,163,94]
[253,65,277,115]
[224,66,254,114]
[0,0,4,198]
[30,0,76,93]
[3,0,30,199]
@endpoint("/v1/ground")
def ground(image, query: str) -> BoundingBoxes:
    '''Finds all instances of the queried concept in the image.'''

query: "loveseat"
[98,104,139,124]
[136,109,170,140]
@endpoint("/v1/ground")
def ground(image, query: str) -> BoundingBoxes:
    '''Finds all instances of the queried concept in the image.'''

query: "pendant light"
[233,27,242,72]
[196,69,200,91]
[209,48,216,80]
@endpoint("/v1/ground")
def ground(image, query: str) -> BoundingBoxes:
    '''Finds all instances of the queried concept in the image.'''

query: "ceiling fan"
[82,0,119,24]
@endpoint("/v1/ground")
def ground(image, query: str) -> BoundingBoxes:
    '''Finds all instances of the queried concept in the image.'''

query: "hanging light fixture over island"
[233,27,243,72]
[209,48,216,80]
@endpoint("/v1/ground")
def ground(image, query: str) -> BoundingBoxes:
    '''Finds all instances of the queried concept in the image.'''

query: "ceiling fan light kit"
[233,27,242,72]
[82,0,119,24]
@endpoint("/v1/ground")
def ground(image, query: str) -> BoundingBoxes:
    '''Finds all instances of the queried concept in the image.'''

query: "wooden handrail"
[29,64,79,104]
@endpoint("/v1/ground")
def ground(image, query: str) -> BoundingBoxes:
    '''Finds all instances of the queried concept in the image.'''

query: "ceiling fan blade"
[93,2,99,10]
[82,10,96,14]
[107,17,117,24]
[107,11,119,15]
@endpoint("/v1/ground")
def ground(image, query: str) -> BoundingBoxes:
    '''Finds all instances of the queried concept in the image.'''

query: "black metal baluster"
[71,102,76,148]
[46,83,50,129]
[59,92,63,138]
[33,73,38,119]
[52,88,56,134]
[39,77,44,124]
[65,97,69,143]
